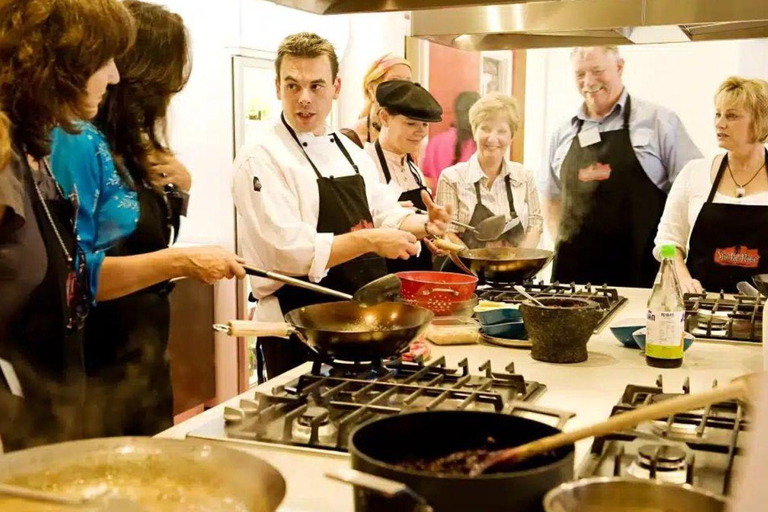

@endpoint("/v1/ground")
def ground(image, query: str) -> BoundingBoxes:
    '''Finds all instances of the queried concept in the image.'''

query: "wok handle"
[243,265,352,301]
[213,320,295,338]
[326,469,433,512]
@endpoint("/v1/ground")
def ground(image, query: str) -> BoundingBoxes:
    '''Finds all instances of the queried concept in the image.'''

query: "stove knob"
[240,399,260,417]
[224,407,246,424]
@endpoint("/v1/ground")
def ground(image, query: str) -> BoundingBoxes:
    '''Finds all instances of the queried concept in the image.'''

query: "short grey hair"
[570,46,621,60]
[468,92,521,138]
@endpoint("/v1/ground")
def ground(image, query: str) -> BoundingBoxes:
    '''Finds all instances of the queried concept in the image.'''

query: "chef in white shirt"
[365,80,444,272]
[232,32,451,381]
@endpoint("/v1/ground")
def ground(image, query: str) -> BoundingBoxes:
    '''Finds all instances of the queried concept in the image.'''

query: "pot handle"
[326,469,433,512]
[213,320,295,338]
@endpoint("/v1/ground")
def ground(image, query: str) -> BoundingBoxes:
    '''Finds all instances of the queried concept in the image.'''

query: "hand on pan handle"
[422,190,452,237]
[179,246,246,284]
[363,228,420,260]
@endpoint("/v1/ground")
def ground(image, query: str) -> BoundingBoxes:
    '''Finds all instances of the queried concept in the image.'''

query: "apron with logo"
[686,150,768,293]
[552,95,666,287]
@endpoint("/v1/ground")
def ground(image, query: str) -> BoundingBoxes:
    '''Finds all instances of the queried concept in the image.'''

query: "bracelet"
[424,220,435,237]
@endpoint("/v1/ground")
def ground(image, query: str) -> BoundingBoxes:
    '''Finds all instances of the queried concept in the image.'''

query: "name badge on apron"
[578,126,602,148]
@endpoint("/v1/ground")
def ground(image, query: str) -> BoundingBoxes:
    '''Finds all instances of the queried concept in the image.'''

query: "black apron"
[82,177,177,437]
[552,95,666,287]
[256,116,388,382]
[686,150,768,293]
[460,174,524,249]
[374,140,433,271]
[2,159,87,451]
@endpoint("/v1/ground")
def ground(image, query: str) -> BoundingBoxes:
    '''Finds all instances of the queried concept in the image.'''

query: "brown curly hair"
[95,0,191,183]
[0,0,136,160]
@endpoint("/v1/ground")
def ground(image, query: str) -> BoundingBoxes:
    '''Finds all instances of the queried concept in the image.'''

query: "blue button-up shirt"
[541,88,702,199]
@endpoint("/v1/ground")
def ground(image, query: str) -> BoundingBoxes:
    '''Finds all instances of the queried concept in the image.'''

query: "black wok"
[343,411,574,512]
[458,247,554,283]
[217,301,434,361]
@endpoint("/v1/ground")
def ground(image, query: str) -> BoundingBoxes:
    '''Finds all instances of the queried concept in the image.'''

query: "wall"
[523,39,768,249]
[153,0,410,402]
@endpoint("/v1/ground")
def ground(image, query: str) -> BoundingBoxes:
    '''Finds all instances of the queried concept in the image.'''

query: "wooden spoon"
[469,372,761,476]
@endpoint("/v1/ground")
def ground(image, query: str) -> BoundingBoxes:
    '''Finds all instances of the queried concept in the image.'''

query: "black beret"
[376,80,443,123]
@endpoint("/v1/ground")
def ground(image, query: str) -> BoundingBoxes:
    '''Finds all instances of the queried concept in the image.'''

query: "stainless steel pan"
[457,247,554,283]
[217,301,434,361]
[0,437,286,511]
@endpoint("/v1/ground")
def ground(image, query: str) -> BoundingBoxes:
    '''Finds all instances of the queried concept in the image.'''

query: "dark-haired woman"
[50,1,245,437]
[0,0,135,451]
[422,91,481,190]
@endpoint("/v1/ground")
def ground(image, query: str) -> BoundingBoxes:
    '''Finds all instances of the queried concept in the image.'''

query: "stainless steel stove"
[188,357,572,453]
[685,292,764,343]
[477,281,628,333]
[578,375,749,495]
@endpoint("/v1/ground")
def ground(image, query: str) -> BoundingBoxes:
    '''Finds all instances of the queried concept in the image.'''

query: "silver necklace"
[30,158,73,264]
[728,160,766,198]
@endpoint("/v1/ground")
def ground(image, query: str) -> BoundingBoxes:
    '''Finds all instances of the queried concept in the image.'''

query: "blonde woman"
[655,76,768,294]
[436,92,543,249]
[341,54,412,148]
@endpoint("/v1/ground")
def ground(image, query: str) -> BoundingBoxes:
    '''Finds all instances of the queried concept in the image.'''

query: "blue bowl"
[482,320,527,340]
[474,306,522,326]
[632,328,694,352]
[609,318,646,348]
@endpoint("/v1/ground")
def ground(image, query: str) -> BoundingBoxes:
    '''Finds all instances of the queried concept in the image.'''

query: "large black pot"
[348,411,574,512]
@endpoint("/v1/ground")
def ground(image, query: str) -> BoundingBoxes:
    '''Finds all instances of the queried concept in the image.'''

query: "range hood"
[411,0,768,50]
[266,0,768,50]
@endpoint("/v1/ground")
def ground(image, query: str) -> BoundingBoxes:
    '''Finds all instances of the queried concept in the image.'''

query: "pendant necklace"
[728,161,766,198]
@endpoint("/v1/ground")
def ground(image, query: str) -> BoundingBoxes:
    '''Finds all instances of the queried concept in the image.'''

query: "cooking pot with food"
[346,411,574,512]
[0,437,286,511]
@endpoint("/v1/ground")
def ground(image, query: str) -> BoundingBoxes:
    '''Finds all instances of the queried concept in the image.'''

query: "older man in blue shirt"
[542,46,701,288]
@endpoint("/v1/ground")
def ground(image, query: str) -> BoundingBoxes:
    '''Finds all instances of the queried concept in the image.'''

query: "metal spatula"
[474,214,508,242]
[244,265,401,306]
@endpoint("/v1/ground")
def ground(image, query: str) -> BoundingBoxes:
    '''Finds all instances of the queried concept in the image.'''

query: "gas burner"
[684,292,764,342]
[292,405,337,444]
[579,374,749,495]
[626,444,689,484]
[189,356,572,455]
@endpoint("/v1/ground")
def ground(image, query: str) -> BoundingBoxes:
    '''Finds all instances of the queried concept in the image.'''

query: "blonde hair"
[469,93,521,138]
[715,76,768,143]
[276,32,339,80]
[0,110,9,170]
[360,54,412,118]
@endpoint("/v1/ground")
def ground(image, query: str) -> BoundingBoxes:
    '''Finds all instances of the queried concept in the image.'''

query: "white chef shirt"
[232,118,410,321]
[364,143,427,197]
[653,152,768,261]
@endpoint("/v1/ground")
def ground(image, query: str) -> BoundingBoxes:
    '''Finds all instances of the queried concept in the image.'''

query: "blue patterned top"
[50,123,139,301]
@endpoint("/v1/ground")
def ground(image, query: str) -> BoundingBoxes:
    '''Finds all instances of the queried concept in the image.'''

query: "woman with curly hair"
[50,0,245,437]
[0,0,135,451]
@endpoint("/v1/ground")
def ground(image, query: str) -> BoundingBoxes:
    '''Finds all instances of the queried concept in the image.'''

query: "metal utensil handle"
[514,285,546,307]
[326,469,433,512]
[413,208,477,233]
[214,320,295,338]
[244,265,352,301]
[0,483,85,505]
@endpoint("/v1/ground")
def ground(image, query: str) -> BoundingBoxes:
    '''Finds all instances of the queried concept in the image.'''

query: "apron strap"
[473,180,484,206]
[504,175,518,218]
[374,139,392,183]
[406,156,426,189]
[706,153,729,204]
[281,113,359,179]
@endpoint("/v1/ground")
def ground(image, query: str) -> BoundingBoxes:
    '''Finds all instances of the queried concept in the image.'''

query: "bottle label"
[646,309,685,359]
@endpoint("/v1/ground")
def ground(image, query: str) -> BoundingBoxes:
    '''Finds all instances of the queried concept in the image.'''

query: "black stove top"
[477,281,628,332]
[188,357,573,453]
[579,375,749,495]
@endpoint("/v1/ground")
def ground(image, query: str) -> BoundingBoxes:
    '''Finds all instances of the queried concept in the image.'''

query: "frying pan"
[457,247,554,283]
[0,437,286,511]
[216,301,434,361]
